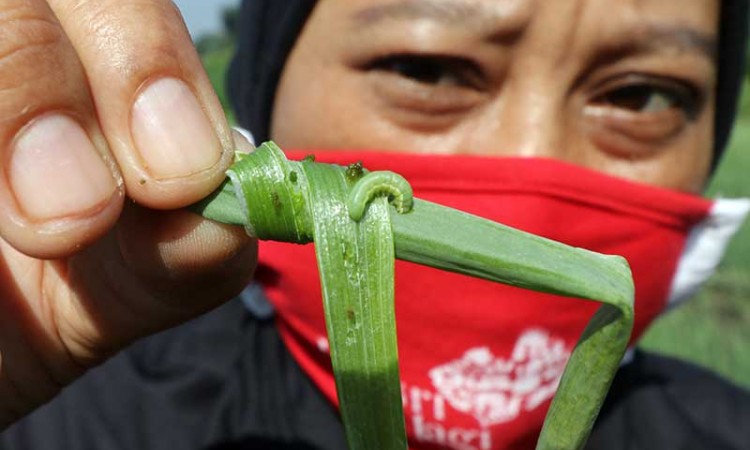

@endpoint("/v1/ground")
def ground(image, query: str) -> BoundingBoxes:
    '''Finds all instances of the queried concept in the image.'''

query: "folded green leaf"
[192,142,634,450]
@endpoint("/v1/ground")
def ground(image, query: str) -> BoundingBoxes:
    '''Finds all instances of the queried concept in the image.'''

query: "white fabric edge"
[233,126,256,146]
[666,197,750,306]
[622,197,750,366]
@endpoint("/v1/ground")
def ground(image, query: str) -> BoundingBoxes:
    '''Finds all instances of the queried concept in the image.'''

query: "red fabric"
[256,150,712,450]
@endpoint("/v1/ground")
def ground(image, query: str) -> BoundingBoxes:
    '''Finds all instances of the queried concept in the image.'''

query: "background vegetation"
[196,12,750,389]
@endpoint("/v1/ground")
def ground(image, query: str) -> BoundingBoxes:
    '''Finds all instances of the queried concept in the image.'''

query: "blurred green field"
[202,44,236,125]
[202,47,750,389]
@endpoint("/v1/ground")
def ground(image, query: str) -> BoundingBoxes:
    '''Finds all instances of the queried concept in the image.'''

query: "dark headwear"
[715,2,749,163]
[228,0,316,144]
[228,0,748,168]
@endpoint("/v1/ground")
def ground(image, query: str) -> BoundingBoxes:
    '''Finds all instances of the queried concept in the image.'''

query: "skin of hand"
[0,0,257,427]
[272,0,718,194]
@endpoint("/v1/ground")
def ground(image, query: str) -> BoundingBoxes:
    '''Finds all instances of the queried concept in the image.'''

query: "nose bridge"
[459,0,584,160]
[469,76,567,159]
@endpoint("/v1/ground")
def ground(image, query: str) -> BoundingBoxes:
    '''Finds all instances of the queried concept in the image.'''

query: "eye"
[592,78,701,119]
[361,53,488,124]
[584,75,707,156]
[367,54,483,89]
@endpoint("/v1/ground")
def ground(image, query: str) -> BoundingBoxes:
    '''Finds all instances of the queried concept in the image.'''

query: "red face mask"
[251,149,748,450]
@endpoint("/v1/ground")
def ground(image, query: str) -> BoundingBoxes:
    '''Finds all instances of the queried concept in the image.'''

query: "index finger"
[48,0,234,209]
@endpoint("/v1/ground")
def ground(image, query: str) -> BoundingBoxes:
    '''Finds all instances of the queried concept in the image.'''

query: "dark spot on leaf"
[345,161,364,183]
[271,191,282,213]
[302,154,316,163]
[289,171,298,183]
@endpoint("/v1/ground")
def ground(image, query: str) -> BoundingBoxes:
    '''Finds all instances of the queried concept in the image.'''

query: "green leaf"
[305,162,407,449]
[192,141,634,450]
[391,200,633,450]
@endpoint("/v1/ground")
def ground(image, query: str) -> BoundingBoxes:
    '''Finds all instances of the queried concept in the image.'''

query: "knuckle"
[61,0,192,78]
[0,5,76,125]
[0,6,68,76]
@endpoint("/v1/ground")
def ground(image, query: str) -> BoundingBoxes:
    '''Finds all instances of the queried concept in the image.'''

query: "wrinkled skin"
[0,0,720,429]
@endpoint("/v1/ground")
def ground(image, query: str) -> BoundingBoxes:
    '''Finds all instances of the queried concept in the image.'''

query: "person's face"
[271,0,719,193]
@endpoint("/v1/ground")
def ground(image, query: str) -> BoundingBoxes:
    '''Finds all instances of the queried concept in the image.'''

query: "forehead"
[321,0,719,40]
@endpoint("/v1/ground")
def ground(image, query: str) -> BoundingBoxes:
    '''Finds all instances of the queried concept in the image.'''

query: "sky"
[173,0,241,39]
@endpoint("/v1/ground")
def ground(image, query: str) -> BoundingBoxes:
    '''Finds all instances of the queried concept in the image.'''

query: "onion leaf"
[192,142,634,450]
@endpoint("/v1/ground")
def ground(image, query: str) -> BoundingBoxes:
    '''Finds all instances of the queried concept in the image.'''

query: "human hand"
[0,0,257,427]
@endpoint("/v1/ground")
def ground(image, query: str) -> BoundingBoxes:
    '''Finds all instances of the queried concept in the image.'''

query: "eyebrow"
[631,25,717,62]
[352,1,717,63]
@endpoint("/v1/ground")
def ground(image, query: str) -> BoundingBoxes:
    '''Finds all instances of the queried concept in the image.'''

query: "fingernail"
[10,115,117,221]
[131,78,222,179]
